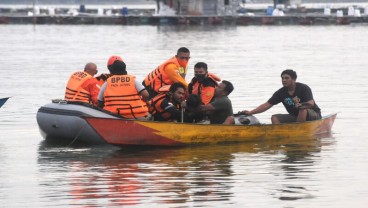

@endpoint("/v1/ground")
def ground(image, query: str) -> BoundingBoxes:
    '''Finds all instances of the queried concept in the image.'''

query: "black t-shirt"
[268,82,321,116]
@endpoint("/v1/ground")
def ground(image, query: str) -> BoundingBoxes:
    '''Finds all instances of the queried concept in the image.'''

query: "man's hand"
[239,110,251,115]
[96,73,112,81]
[296,102,313,109]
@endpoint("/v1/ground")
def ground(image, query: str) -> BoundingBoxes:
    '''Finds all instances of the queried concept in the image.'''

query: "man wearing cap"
[143,47,190,98]
[64,62,101,106]
[240,69,321,124]
[98,56,150,119]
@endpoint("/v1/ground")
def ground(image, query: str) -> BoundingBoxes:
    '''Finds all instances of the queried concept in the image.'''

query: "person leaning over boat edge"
[98,55,150,120]
[240,69,321,124]
[199,80,235,125]
[148,82,186,122]
[143,47,190,98]
[64,62,101,106]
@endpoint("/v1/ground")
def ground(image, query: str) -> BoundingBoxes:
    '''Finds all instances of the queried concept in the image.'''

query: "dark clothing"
[268,82,321,117]
[208,96,234,124]
[149,94,182,122]
[273,109,321,123]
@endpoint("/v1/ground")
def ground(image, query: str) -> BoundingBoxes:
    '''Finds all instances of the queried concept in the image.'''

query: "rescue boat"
[36,100,119,144]
[0,97,10,108]
[36,100,337,147]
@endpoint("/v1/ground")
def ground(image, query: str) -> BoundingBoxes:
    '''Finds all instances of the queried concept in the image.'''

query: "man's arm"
[139,90,150,102]
[241,102,273,115]
[82,78,101,106]
[135,79,150,101]
[296,100,315,109]
[297,84,315,109]
[97,82,107,108]
[223,116,235,124]
[165,63,188,88]
[200,103,215,111]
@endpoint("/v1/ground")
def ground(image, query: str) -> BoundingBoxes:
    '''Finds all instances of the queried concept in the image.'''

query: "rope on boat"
[67,122,88,146]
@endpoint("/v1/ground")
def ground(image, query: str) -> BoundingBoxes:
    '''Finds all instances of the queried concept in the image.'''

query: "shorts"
[273,109,322,123]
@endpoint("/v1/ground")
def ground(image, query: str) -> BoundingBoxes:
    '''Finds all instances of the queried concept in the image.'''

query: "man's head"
[84,62,98,76]
[186,94,201,109]
[281,69,297,88]
[215,80,234,97]
[169,82,186,104]
[175,47,190,67]
[107,55,126,75]
[194,62,208,83]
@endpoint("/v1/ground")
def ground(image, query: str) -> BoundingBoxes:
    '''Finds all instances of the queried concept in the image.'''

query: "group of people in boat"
[64,47,321,124]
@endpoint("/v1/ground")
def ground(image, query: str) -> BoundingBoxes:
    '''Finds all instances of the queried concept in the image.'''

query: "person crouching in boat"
[98,56,150,120]
[148,83,186,122]
[64,62,101,106]
[240,69,321,124]
[142,47,190,98]
[185,62,221,122]
[199,80,235,125]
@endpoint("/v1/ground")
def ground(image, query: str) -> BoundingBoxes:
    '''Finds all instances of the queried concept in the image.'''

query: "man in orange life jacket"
[148,82,186,122]
[64,62,100,106]
[98,56,150,119]
[184,62,221,122]
[188,62,221,105]
[143,47,190,98]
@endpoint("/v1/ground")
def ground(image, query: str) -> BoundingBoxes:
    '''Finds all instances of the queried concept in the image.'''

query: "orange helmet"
[107,55,123,67]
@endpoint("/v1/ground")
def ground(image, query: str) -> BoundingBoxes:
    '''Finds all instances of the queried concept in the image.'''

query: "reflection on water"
[37,134,334,207]
[4,25,365,207]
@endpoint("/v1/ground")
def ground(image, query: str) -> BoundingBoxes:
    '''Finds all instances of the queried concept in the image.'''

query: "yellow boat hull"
[85,113,337,146]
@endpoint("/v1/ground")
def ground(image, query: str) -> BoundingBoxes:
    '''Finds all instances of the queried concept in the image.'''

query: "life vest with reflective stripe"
[148,93,180,121]
[143,56,186,93]
[65,71,94,103]
[103,75,148,118]
[189,73,221,105]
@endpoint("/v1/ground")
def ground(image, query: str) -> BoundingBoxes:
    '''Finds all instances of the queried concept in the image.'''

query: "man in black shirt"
[240,69,321,124]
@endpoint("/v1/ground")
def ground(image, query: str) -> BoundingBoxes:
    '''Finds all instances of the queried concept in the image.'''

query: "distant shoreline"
[1,3,368,10]
[1,3,368,26]
[1,15,367,26]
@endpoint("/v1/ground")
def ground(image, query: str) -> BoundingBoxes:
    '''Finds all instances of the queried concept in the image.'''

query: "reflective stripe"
[103,75,148,118]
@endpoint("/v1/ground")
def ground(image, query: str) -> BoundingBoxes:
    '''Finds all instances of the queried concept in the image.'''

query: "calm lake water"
[0,25,368,207]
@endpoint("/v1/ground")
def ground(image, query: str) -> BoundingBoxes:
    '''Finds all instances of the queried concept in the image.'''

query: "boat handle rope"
[67,122,88,146]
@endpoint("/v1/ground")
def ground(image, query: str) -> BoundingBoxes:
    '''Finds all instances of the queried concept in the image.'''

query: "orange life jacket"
[148,93,180,121]
[65,71,94,104]
[190,73,221,105]
[143,57,187,93]
[103,75,148,118]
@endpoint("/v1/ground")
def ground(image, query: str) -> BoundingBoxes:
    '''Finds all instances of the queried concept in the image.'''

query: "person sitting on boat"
[143,47,190,98]
[185,62,221,122]
[188,62,221,105]
[64,62,101,106]
[240,69,321,124]
[148,82,186,122]
[98,56,150,120]
[199,80,235,125]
